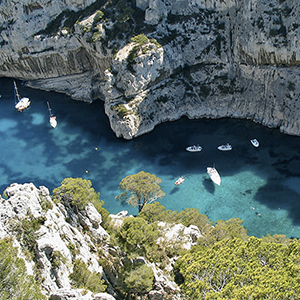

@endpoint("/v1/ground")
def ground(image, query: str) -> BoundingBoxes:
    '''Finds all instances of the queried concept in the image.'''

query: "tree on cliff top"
[52,178,110,227]
[116,171,165,213]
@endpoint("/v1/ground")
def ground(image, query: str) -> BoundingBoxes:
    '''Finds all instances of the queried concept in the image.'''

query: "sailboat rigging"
[14,81,30,111]
[47,102,57,128]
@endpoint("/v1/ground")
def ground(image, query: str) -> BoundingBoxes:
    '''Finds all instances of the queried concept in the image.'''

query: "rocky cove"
[1,0,300,139]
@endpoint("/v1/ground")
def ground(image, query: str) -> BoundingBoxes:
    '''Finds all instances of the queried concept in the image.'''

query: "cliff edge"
[1,0,300,138]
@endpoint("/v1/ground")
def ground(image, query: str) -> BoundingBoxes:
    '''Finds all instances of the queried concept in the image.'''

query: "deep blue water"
[1,77,300,238]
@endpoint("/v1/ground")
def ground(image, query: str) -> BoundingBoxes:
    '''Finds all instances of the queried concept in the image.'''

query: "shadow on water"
[202,178,215,194]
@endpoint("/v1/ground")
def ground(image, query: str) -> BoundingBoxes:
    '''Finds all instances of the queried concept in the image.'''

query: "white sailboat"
[47,102,57,128]
[207,167,221,186]
[14,81,30,111]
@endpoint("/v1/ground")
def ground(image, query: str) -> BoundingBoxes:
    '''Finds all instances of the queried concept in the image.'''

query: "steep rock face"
[0,182,113,300]
[1,184,192,299]
[0,0,111,101]
[102,0,300,139]
[1,0,300,137]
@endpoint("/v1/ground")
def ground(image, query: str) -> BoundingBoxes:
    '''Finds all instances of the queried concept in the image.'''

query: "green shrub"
[53,178,100,210]
[0,238,46,299]
[69,258,106,293]
[51,250,67,269]
[11,216,46,256]
[112,103,130,118]
[94,10,104,24]
[131,33,149,46]
[118,263,154,297]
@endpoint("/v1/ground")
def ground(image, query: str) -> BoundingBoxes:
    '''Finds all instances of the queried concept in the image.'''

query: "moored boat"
[250,139,259,147]
[47,102,57,128]
[14,81,30,112]
[207,167,221,186]
[175,176,185,185]
[186,145,202,152]
[217,143,232,151]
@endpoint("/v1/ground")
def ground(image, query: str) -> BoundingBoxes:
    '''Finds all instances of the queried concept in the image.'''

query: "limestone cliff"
[1,0,300,138]
[1,183,200,299]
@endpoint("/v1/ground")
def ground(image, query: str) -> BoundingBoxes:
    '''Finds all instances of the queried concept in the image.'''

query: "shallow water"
[1,77,300,238]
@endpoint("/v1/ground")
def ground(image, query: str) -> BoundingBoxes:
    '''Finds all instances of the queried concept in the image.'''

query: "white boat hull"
[217,143,232,151]
[250,139,259,147]
[175,177,185,185]
[207,167,221,186]
[15,97,30,111]
[186,145,202,152]
[50,116,57,128]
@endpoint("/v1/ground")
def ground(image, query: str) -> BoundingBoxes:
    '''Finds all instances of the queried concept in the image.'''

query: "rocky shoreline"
[1,0,300,139]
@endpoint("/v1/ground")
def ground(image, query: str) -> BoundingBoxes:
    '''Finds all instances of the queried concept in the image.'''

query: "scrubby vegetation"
[69,258,106,293]
[0,238,46,299]
[1,176,299,299]
[53,177,110,228]
[175,236,300,299]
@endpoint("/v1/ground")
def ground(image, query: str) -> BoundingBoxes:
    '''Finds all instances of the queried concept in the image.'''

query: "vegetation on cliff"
[175,236,300,299]
[115,171,166,213]
[0,176,299,299]
[0,238,46,299]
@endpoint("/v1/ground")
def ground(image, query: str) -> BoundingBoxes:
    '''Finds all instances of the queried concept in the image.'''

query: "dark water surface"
[1,77,300,238]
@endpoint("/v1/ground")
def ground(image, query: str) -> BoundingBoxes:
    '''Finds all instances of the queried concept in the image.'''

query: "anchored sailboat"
[47,102,57,128]
[14,81,30,111]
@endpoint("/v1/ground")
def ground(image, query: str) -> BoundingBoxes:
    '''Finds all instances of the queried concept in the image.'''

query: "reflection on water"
[1,77,300,238]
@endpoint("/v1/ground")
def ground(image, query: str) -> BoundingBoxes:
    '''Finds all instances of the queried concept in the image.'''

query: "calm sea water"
[1,77,300,238]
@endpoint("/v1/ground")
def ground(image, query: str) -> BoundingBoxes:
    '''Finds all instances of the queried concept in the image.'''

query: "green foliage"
[11,216,46,256]
[53,177,100,210]
[198,218,249,246]
[130,33,149,46]
[69,258,106,293]
[51,250,67,269]
[91,199,111,230]
[116,171,165,213]
[0,238,46,299]
[176,237,300,299]
[41,198,53,211]
[112,103,130,118]
[262,233,291,245]
[139,203,213,235]
[116,217,159,260]
[94,10,104,24]
[118,262,154,297]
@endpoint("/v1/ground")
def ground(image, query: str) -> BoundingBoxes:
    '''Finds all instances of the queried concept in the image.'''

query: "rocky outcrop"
[1,0,300,137]
[2,184,201,299]
[0,182,113,300]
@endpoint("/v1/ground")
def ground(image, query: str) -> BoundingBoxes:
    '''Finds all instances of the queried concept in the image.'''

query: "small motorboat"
[175,176,185,185]
[186,145,202,152]
[217,143,232,151]
[207,167,221,186]
[250,139,259,148]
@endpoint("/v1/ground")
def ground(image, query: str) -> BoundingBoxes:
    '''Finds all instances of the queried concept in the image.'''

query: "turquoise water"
[1,77,300,238]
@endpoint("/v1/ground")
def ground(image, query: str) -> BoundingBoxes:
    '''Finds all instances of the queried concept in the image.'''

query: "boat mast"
[13,81,21,103]
[47,102,53,117]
